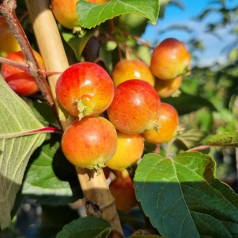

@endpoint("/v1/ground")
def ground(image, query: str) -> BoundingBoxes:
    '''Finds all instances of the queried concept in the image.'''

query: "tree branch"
[0,0,58,121]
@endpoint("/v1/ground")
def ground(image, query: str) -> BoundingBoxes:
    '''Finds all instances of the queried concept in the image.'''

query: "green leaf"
[76,0,160,29]
[27,99,59,127]
[203,130,238,147]
[0,78,45,229]
[134,152,238,238]
[62,29,95,60]
[56,217,111,238]
[22,134,83,205]
[163,91,216,115]
[119,14,148,36]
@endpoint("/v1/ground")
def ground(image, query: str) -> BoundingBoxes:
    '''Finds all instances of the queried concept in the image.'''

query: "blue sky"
[142,0,238,67]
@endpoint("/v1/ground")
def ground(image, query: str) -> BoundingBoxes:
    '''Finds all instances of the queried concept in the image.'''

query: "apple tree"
[0,0,238,237]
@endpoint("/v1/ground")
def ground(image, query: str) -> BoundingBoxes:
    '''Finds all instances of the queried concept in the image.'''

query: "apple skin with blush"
[106,131,144,171]
[155,76,182,98]
[107,79,161,134]
[55,62,114,119]
[112,59,155,87]
[1,50,44,96]
[150,38,190,80]
[61,116,117,170]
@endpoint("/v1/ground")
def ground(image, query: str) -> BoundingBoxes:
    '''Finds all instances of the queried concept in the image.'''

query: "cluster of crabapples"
[56,37,190,171]
[55,38,190,211]
[0,8,190,211]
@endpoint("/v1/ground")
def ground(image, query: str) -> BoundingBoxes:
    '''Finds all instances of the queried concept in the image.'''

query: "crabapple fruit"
[1,50,44,96]
[61,116,117,170]
[109,170,137,212]
[112,59,155,87]
[107,79,160,134]
[106,131,144,171]
[143,102,179,144]
[150,38,190,80]
[55,62,114,119]
[155,76,182,98]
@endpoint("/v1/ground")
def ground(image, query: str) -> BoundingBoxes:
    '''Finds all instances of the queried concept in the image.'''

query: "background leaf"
[203,130,238,147]
[134,152,238,238]
[22,134,83,205]
[163,91,216,115]
[127,236,162,238]
[0,78,45,229]
[174,128,208,150]
[56,217,111,238]
[62,29,95,60]
[27,99,59,127]
[76,0,160,29]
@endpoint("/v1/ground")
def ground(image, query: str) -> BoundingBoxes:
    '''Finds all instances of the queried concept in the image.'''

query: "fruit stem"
[154,144,160,153]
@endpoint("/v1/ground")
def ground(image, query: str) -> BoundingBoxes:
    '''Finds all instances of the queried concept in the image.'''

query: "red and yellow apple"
[1,50,44,96]
[106,131,144,171]
[143,102,179,144]
[61,116,117,170]
[56,62,114,119]
[150,38,190,80]
[109,170,137,212]
[107,79,161,134]
[155,76,182,98]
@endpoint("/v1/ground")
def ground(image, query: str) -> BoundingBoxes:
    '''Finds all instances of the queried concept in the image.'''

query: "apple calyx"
[146,120,160,133]
[76,99,94,120]
[89,160,107,173]
[153,123,160,132]
[73,26,85,35]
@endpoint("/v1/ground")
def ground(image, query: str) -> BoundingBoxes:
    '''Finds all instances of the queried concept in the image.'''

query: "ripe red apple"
[150,38,190,80]
[1,50,44,96]
[143,102,179,144]
[106,131,144,171]
[51,0,108,30]
[109,170,137,212]
[155,76,182,98]
[55,62,114,119]
[112,59,155,87]
[61,116,117,170]
[107,79,160,134]
[0,16,21,57]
